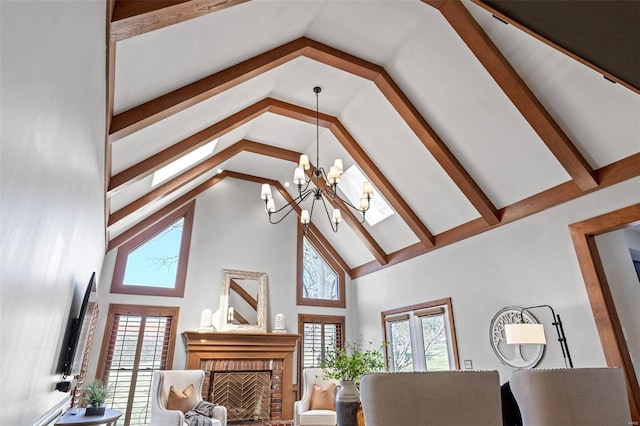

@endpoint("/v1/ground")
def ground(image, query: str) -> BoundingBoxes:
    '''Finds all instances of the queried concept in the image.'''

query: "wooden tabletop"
[56,408,122,425]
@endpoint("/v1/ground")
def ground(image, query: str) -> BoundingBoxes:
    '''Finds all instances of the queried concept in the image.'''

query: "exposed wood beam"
[109,37,497,226]
[470,0,640,95]
[425,0,598,191]
[107,173,225,250]
[107,99,270,195]
[110,0,249,42]
[108,139,387,265]
[352,153,640,278]
[108,97,433,247]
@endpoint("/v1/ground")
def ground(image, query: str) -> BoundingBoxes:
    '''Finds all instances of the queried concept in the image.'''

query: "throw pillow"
[310,383,336,410]
[167,383,197,413]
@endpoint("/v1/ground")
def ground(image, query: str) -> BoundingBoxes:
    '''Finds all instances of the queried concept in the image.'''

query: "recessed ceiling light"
[152,139,218,187]
[284,181,290,188]
[217,168,223,174]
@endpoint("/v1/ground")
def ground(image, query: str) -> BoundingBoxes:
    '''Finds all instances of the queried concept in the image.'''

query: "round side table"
[56,408,122,426]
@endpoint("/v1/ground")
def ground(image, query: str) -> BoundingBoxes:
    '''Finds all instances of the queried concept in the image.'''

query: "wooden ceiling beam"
[107,99,270,195]
[110,0,249,42]
[109,37,497,226]
[109,138,388,265]
[352,152,639,278]
[425,0,598,191]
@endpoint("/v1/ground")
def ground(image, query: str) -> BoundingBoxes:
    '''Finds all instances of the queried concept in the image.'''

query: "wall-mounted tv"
[61,271,96,378]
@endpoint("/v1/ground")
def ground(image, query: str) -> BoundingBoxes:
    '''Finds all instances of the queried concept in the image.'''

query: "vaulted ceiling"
[105,0,640,278]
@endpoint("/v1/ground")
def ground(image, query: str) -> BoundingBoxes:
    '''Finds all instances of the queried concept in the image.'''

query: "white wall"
[351,178,640,383]
[596,228,640,383]
[89,178,352,382]
[0,1,106,424]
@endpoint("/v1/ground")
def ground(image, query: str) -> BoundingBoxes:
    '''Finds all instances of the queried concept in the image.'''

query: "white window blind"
[100,306,178,426]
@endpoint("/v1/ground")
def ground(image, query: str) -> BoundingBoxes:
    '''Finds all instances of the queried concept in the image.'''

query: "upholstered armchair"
[510,368,631,426]
[294,367,339,426]
[151,370,227,426]
[360,371,503,426]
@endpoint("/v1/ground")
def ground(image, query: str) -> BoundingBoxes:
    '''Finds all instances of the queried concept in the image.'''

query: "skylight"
[151,139,218,187]
[338,165,394,226]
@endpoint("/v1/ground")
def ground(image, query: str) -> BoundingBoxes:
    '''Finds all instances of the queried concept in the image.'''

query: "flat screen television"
[61,271,96,378]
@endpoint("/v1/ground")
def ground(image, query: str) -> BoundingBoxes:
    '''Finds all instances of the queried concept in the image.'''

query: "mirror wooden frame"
[219,269,268,332]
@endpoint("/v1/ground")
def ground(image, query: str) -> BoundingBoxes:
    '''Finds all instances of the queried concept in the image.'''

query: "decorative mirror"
[218,269,268,332]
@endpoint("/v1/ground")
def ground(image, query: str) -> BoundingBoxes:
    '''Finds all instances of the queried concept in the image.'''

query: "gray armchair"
[360,371,502,426]
[510,367,631,426]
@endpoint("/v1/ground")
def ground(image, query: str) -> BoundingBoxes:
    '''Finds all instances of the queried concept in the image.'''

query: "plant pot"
[336,380,360,426]
[85,405,106,416]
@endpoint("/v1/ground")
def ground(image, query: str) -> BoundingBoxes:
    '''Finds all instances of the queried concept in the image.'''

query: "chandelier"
[260,86,374,232]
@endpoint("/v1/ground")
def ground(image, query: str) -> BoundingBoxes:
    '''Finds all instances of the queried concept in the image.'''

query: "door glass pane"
[421,314,450,371]
[389,320,413,372]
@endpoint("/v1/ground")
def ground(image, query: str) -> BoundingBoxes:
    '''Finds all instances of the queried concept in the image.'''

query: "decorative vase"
[336,380,360,426]
[85,405,106,416]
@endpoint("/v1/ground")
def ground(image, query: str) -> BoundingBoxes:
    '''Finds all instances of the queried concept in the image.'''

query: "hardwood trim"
[306,224,353,279]
[381,297,460,371]
[470,0,640,95]
[352,153,640,278]
[108,37,495,227]
[569,204,640,422]
[297,314,346,382]
[111,0,249,42]
[431,0,597,191]
[110,200,195,297]
[296,223,346,308]
[107,100,271,195]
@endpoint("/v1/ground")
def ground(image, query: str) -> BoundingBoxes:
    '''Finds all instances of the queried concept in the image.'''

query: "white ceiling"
[107,0,640,272]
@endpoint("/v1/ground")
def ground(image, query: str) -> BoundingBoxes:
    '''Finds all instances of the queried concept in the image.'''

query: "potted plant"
[83,379,108,416]
[321,340,385,426]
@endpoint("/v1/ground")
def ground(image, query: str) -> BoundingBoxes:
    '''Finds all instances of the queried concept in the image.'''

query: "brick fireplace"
[183,331,299,423]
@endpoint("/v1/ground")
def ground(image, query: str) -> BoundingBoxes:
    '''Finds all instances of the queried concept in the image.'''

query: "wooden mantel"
[183,331,300,420]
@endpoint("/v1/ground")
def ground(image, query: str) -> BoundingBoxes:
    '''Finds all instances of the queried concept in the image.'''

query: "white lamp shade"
[363,181,374,196]
[261,183,272,200]
[266,198,275,213]
[299,154,310,170]
[333,158,343,173]
[505,323,547,345]
[300,209,310,224]
[293,166,305,184]
[332,208,342,224]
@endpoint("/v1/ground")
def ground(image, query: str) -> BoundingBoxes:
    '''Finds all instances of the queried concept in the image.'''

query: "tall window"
[382,298,459,372]
[111,201,195,297]
[97,304,179,426]
[298,314,345,375]
[297,225,345,308]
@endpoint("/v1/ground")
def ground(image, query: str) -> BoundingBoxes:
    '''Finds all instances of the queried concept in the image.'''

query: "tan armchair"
[510,367,631,426]
[294,367,338,426]
[151,370,227,426]
[360,371,502,426]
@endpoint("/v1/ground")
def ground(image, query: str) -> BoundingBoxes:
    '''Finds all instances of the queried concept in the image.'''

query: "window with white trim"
[383,298,459,372]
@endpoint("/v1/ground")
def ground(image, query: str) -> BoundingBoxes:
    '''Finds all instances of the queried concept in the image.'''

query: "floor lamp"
[505,304,574,368]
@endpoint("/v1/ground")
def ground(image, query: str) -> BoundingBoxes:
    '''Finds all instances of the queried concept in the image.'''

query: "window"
[297,224,345,308]
[382,298,459,372]
[111,201,195,297]
[298,314,345,375]
[96,304,179,426]
[338,165,394,226]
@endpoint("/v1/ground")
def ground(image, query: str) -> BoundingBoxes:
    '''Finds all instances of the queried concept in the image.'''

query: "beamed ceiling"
[105,0,640,278]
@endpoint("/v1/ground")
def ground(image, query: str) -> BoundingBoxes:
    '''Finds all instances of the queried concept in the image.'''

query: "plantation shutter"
[97,305,179,426]
[299,315,345,370]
